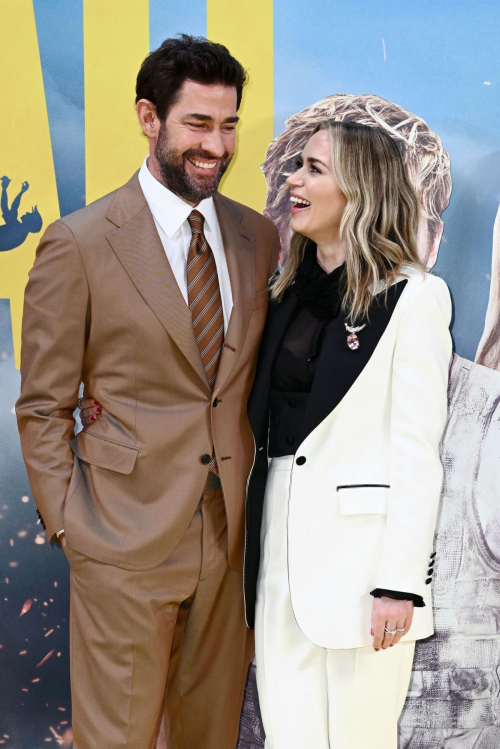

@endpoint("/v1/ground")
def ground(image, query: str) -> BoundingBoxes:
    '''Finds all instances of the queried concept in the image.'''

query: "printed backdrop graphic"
[1,1,499,747]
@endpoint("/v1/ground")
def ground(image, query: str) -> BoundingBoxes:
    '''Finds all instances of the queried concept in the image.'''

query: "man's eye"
[295,159,303,169]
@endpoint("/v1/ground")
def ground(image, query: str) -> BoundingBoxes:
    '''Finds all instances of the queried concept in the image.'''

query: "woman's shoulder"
[397,265,452,320]
[398,264,449,293]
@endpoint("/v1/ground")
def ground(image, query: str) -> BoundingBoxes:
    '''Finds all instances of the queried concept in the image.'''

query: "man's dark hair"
[135,34,247,120]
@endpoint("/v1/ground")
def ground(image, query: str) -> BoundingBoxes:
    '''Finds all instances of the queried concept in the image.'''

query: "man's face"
[155,80,238,204]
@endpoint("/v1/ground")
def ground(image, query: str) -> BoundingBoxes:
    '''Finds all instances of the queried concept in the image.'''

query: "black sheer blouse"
[268,248,424,607]
[269,257,343,457]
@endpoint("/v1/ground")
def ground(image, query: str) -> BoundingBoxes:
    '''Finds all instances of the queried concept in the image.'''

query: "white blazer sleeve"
[375,274,452,598]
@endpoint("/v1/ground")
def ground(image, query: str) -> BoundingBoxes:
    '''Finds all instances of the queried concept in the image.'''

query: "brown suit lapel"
[105,173,210,392]
[212,193,256,395]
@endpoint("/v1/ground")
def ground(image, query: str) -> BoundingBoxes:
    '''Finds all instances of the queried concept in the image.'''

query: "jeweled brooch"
[344,322,366,350]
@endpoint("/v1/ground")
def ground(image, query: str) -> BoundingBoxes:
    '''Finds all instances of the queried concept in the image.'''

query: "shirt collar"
[138,157,217,239]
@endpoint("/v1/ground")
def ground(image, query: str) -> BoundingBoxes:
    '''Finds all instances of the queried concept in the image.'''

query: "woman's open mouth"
[290,194,311,214]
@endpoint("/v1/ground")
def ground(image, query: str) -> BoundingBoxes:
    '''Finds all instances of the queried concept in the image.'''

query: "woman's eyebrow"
[306,156,329,168]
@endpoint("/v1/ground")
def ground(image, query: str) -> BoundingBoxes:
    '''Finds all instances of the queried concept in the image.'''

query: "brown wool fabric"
[187,210,224,389]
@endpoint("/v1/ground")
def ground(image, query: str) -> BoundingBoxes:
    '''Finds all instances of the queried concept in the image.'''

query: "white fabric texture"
[255,455,416,749]
[138,157,233,332]
[283,267,452,648]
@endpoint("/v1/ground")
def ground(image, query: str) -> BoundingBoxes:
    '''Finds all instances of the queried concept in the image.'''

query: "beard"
[155,122,232,203]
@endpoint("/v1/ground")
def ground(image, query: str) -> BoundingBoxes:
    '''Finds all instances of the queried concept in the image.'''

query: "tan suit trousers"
[65,477,254,749]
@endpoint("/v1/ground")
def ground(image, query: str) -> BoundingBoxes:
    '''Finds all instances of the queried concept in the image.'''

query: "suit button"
[425,577,432,585]
[213,398,219,407]
[430,552,436,559]
[428,559,435,568]
[427,568,434,576]
[288,398,296,408]
[296,456,306,465]
[286,436,294,446]
[200,454,211,465]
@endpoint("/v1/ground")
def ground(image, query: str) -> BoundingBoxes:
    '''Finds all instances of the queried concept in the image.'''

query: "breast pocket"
[336,484,390,515]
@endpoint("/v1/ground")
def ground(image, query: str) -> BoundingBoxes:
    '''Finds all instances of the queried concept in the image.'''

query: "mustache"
[183,148,230,163]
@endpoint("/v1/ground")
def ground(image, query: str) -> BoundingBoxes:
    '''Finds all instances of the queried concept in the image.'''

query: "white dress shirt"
[138,157,233,332]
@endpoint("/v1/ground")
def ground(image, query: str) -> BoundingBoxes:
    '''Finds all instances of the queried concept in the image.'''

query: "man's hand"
[371,596,413,651]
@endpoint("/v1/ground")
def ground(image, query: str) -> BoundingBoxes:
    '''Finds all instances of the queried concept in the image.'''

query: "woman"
[80,121,452,748]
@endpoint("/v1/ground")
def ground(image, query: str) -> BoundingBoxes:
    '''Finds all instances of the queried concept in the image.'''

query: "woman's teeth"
[290,196,311,206]
[190,159,217,169]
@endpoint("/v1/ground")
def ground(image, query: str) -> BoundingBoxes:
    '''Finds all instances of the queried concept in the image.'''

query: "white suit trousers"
[255,455,416,749]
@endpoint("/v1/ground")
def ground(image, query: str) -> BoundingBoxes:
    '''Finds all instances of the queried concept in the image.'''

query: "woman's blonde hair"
[271,121,425,321]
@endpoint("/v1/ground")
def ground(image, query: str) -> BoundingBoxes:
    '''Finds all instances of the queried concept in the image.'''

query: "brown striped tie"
[187,210,224,389]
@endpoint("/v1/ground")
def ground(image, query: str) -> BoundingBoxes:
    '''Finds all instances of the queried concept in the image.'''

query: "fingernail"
[375,648,380,652]
[390,644,394,647]
[382,647,386,650]
[94,401,99,405]
[91,415,96,421]
[97,407,102,413]
[370,629,374,636]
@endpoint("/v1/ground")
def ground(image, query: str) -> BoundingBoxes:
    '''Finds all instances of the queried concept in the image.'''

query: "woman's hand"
[78,397,102,428]
[371,596,413,651]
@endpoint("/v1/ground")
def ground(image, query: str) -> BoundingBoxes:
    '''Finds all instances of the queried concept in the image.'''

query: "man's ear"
[136,99,160,140]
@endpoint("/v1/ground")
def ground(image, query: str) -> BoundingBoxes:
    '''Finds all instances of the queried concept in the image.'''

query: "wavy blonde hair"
[263,94,451,266]
[271,121,424,322]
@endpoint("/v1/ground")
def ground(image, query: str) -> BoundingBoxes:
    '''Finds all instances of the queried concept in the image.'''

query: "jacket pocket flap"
[337,486,389,515]
[69,431,139,475]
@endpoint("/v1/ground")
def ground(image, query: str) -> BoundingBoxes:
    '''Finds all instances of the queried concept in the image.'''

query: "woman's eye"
[310,164,321,174]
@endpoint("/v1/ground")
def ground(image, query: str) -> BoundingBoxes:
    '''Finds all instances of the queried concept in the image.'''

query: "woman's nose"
[286,170,303,189]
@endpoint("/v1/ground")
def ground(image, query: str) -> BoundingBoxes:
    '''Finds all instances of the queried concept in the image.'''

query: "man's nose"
[201,130,226,159]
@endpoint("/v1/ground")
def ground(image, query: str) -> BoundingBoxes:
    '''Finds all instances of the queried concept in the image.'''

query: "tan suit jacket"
[16,172,280,571]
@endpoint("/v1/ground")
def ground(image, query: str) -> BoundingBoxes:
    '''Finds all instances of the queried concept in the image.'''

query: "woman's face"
[286,130,347,246]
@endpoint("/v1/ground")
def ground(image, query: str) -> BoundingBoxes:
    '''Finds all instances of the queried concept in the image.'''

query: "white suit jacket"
[245,265,453,648]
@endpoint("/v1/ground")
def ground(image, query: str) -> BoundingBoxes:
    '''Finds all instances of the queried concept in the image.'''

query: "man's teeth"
[290,196,311,206]
[191,159,217,169]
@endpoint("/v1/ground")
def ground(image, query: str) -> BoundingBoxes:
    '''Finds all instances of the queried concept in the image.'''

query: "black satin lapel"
[298,281,407,443]
[247,290,299,442]
[106,205,210,391]
[212,196,255,394]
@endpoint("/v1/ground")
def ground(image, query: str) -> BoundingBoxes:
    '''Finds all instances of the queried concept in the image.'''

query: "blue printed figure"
[0,176,43,251]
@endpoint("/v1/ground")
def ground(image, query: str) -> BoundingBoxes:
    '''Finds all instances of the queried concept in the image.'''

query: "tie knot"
[188,210,204,232]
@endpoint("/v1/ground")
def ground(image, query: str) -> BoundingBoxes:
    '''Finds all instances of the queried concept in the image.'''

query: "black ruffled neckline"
[293,247,345,321]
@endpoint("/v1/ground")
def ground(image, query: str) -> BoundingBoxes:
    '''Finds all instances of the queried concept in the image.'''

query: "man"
[16,35,280,749]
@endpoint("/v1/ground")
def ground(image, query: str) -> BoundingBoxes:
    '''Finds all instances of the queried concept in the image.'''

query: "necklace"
[344,322,366,350]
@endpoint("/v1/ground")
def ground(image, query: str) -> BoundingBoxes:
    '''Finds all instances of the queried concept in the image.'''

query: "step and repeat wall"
[1,1,499,747]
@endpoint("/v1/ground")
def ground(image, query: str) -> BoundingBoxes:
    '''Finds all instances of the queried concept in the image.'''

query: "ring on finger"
[384,627,397,635]
[396,627,406,632]
[77,396,86,409]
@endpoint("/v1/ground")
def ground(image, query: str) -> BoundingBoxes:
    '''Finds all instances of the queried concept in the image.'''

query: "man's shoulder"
[58,190,117,234]
[58,171,144,237]
[216,193,277,236]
